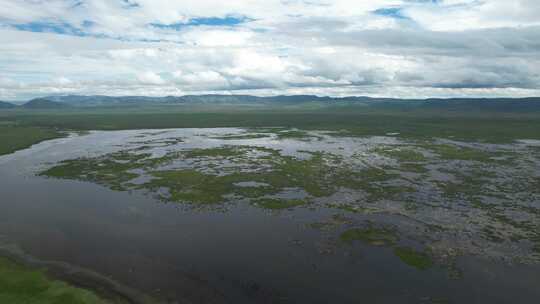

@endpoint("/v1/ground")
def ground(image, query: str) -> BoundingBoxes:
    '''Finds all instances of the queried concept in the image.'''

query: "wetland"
[1,127,539,303]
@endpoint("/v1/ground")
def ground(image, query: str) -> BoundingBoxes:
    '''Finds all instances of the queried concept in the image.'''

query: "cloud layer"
[0,0,539,100]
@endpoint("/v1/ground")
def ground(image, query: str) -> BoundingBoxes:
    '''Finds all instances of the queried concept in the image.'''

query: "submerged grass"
[393,247,433,270]
[253,198,307,210]
[373,146,429,174]
[327,203,368,214]
[276,130,322,140]
[210,133,271,140]
[436,169,496,201]
[373,147,426,162]
[399,162,429,173]
[340,227,398,246]
[424,144,493,162]
[339,227,434,270]
[183,146,247,158]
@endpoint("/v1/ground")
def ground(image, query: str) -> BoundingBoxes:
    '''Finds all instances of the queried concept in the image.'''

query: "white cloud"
[404,0,540,31]
[0,0,538,100]
[137,71,166,85]
[182,29,254,47]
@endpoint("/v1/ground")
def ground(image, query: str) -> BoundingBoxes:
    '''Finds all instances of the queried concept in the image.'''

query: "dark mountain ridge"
[22,98,69,109]
[6,95,540,112]
[0,101,16,108]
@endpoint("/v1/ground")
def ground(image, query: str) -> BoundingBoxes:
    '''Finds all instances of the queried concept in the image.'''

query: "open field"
[0,126,64,156]
[2,105,540,144]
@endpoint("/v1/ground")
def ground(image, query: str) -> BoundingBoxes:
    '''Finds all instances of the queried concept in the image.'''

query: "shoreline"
[0,241,156,304]
[0,126,66,156]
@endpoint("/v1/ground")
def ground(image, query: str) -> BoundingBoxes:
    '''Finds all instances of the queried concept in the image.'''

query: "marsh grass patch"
[339,227,399,246]
[252,198,308,210]
[36,132,540,263]
[393,247,433,270]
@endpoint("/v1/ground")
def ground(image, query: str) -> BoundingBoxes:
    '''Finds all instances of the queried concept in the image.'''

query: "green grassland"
[1,104,539,146]
[0,126,64,156]
[0,257,110,304]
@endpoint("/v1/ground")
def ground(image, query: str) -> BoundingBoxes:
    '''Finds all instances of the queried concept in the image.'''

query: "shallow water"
[0,128,539,304]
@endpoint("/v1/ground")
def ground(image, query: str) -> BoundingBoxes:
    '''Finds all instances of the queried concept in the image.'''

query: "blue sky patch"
[11,21,87,36]
[151,15,253,30]
[373,8,409,20]
[122,0,140,9]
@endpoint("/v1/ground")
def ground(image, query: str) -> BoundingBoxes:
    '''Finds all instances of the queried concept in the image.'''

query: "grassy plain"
[0,126,63,156]
[0,257,109,304]
[1,104,540,145]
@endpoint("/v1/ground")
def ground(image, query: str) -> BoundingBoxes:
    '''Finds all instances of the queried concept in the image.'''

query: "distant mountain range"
[1,95,539,111]
[22,98,69,109]
[35,94,364,107]
[0,101,16,108]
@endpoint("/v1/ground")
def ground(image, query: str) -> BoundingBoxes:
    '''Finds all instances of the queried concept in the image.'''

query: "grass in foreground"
[0,257,109,304]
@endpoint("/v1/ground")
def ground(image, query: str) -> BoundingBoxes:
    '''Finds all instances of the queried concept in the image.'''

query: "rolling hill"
[22,98,70,109]
[4,95,540,112]
[0,101,15,109]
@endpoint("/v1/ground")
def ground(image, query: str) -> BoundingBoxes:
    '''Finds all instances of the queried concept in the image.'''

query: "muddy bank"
[0,242,154,304]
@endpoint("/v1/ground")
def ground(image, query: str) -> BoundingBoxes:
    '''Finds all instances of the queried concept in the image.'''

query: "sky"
[0,0,539,100]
